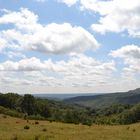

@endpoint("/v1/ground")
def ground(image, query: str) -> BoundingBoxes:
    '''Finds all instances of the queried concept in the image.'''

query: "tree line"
[0,93,140,125]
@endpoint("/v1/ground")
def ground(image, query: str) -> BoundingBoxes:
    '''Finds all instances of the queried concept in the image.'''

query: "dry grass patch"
[0,114,140,140]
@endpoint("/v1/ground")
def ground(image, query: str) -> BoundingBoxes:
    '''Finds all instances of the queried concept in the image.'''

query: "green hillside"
[1,90,140,125]
[64,88,140,108]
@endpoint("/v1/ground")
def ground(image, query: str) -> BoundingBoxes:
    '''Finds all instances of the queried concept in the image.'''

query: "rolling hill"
[1,89,140,125]
[64,88,140,108]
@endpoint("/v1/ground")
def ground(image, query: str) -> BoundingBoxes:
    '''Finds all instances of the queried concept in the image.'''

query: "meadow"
[0,114,140,140]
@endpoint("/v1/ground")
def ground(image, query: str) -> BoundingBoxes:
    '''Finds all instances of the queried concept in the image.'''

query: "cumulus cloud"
[0,8,99,55]
[110,45,140,59]
[0,55,115,74]
[28,23,100,54]
[0,55,116,90]
[60,0,140,37]
[110,45,140,75]
[0,8,38,28]
[1,6,139,93]
[0,8,110,93]
[0,57,44,71]
[81,0,140,36]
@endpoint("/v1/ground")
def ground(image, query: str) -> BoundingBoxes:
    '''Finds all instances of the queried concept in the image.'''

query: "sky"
[0,0,140,94]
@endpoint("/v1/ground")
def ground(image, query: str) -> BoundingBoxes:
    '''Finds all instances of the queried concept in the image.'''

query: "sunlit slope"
[0,114,140,140]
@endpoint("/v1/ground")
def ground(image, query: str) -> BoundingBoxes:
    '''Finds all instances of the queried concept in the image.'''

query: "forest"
[0,92,140,126]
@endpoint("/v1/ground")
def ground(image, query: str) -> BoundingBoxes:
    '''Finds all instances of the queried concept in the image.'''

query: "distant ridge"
[64,88,140,108]
[33,93,97,100]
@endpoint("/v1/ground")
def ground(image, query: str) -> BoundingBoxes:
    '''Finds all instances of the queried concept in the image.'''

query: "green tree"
[21,94,36,115]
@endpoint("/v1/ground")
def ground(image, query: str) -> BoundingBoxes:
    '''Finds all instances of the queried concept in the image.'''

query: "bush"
[28,114,45,120]
[132,129,136,132]
[35,121,39,124]
[3,115,7,118]
[126,126,130,130]
[42,128,47,132]
[0,106,23,118]
[82,120,92,126]
[24,125,30,130]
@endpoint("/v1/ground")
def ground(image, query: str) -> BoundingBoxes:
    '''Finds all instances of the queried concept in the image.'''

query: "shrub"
[35,121,39,124]
[126,126,130,130]
[0,106,23,118]
[3,115,7,118]
[28,114,45,120]
[132,129,136,132]
[24,125,30,130]
[82,119,92,126]
[24,114,28,120]
[42,128,47,132]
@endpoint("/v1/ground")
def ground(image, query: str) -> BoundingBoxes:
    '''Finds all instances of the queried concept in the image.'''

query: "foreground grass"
[0,114,140,140]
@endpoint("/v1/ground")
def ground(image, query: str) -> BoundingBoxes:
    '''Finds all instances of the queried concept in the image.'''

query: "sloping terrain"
[64,88,140,108]
[0,114,140,140]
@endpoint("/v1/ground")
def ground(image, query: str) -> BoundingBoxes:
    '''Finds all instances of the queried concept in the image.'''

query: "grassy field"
[0,114,140,140]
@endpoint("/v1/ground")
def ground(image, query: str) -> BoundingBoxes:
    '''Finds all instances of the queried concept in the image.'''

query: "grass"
[0,114,140,140]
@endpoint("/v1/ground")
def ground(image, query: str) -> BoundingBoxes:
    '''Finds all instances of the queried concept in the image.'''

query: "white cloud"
[0,38,7,53]
[0,55,116,90]
[0,8,38,28]
[57,0,78,7]
[0,57,44,71]
[62,0,140,36]
[0,8,99,55]
[110,45,140,59]
[110,45,140,75]
[0,8,106,93]
[27,23,100,54]
[1,6,139,93]
[0,55,115,74]
[83,0,140,36]
[1,53,139,93]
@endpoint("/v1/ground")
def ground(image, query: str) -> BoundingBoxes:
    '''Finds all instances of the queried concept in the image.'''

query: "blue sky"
[0,0,140,94]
